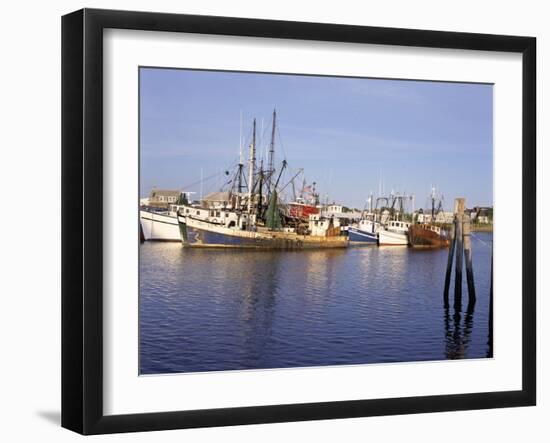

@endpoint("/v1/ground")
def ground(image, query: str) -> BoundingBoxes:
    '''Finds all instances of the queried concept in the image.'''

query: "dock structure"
[444,198,476,307]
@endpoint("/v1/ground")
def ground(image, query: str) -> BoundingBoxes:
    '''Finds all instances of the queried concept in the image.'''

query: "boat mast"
[247,119,256,214]
[200,168,203,204]
[431,185,436,219]
[237,112,244,194]
[268,109,276,191]
[258,159,264,217]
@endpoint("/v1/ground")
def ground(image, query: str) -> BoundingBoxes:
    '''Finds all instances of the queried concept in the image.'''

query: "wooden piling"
[443,197,478,311]
[454,198,465,304]
[443,221,456,307]
[463,214,476,302]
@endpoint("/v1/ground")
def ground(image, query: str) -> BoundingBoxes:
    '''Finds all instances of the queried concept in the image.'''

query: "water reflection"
[487,253,494,358]
[238,253,279,365]
[444,298,476,359]
[139,232,494,374]
[442,233,493,360]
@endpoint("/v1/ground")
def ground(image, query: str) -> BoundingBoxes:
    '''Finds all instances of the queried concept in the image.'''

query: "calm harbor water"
[139,232,493,374]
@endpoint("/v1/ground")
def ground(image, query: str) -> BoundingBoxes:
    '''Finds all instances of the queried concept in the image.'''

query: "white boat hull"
[378,229,409,246]
[140,210,180,241]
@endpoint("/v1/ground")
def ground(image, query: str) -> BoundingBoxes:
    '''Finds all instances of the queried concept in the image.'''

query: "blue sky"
[140,68,493,210]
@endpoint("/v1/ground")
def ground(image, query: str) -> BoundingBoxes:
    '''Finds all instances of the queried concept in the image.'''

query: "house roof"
[203,191,231,202]
[149,189,181,198]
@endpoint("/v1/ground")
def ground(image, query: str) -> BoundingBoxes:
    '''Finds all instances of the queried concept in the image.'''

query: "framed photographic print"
[61,8,536,435]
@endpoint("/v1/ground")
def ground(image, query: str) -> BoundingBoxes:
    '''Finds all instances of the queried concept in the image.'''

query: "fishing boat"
[178,209,347,249]
[177,110,348,249]
[348,195,385,244]
[348,220,379,244]
[287,180,320,220]
[378,220,411,245]
[377,194,412,246]
[408,187,450,248]
[139,192,194,241]
[139,209,180,241]
[409,223,449,248]
[140,207,180,241]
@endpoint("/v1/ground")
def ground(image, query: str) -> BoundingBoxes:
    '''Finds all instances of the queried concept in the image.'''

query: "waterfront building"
[147,188,181,209]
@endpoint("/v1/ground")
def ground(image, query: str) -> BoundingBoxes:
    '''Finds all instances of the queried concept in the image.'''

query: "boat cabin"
[357,218,380,233]
[180,204,255,230]
[308,214,341,237]
[416,223,443,235]
[386,220,411,233]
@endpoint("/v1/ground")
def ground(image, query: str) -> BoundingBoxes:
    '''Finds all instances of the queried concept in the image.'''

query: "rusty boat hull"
[408,224,450,248]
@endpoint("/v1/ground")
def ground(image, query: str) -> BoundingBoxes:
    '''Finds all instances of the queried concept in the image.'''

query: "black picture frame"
[62,8,536,435]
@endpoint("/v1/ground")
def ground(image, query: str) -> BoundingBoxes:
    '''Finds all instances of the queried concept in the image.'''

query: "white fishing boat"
[140,205,181,241]
[378,220,411,245]
[377,193,413,246]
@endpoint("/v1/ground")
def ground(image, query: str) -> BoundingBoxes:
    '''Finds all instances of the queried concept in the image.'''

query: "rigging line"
[205,170,235,194]
[180,172,220,191]
[179,166,236,192]
[470,232,492,247]
[275,126,288,161]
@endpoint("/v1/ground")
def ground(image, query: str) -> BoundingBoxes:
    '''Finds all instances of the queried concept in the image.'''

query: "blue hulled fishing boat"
[177,110,348,250]
[348,220,378,244]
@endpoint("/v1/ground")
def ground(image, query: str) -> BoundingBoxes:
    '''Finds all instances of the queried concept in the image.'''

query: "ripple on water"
[139,233,493,374]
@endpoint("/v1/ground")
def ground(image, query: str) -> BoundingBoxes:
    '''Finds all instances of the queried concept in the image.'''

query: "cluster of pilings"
[444,198,476,308]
